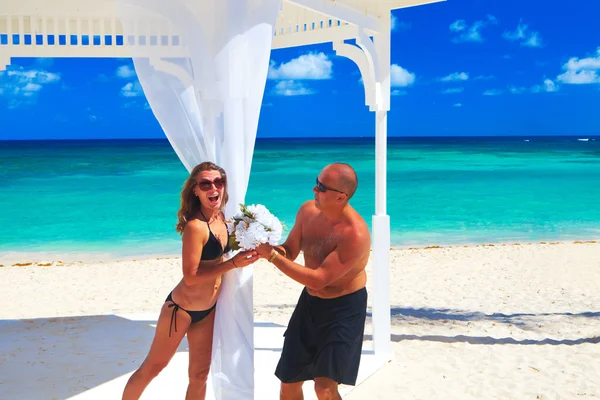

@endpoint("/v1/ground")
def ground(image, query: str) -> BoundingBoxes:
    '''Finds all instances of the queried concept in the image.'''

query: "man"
[256,163,371,400]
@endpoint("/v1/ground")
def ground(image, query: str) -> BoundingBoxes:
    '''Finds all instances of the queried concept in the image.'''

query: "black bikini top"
[199,210,231,260]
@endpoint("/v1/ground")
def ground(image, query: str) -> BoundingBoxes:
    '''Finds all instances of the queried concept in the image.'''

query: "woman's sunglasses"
[316,178,346,195]
[197,178,225,191]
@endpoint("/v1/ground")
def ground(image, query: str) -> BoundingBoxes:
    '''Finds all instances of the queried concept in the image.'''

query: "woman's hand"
[231,250,260,268]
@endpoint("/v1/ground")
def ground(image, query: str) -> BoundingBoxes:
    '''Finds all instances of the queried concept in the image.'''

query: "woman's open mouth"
[208,194,219,204]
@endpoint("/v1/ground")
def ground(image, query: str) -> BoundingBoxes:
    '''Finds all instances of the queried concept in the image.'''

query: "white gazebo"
[0,0,442,398]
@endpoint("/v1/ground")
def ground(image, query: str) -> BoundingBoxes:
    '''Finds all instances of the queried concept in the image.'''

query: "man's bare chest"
[301,222,339,263]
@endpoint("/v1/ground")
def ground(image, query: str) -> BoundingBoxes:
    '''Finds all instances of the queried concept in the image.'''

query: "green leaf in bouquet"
[228,233,241,252]
[240,203,256,219]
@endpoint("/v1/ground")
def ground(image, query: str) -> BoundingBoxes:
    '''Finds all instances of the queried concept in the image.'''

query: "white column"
[330,11,393,362]
[371,18,392,360]
[372,110,391,358]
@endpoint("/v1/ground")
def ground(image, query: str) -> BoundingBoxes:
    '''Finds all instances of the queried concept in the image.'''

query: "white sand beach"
[1,241,600,399]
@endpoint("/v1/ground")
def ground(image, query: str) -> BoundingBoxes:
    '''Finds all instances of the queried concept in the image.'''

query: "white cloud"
[442,87,464,94]
[268,53,332,80]
[450,15,497,43]
[272,80,315,96]
[441,72,469,82]
[481,80,560,95]
[556,48,600,84]
[531,79,559,93]
[391,89,407,96]
[483,89,503,96]
[120,81,144,97]
[116,65,136,79]
[0,67,61,108]
[503,20,543,48]
[450,20,467,32]
[523,32,542,48]
[454,103,463,107]
[22,83,43,93]
[391,64,416,87]
[543,79,559,92]
[558,70,600,85]
[6,69,60,84]
[508,86,527,94]
[391,14,411,32]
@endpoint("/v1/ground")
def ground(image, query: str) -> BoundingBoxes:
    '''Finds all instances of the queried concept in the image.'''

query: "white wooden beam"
[333,39,377,110]
[0,54,10,71]
[287,0,382,33]
[273,24,357,49]
[1,46,187,59]
[388,0,445,11]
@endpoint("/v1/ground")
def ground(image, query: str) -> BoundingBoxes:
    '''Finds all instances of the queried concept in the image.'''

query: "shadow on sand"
[0,315,166,400]
[364,307,600,346]
[0,315,290,400]
[386,307,600,325]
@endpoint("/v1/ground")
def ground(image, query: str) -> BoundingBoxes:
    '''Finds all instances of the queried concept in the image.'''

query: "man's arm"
[273,201,311,261]
[268,230,369,291]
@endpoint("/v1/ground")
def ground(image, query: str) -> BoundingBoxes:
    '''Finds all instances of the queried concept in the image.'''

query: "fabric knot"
[168,302,179,337]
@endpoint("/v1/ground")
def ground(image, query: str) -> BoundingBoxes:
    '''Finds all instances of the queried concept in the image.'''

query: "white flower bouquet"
[227,204,284,251]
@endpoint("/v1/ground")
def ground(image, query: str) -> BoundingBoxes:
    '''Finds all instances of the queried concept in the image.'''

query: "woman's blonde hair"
[175,161,228,235]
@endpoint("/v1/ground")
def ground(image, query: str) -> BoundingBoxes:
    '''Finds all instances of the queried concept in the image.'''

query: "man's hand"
[256,243,275,259]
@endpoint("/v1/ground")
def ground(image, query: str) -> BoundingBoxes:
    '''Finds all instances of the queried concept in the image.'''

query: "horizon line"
[1,134,600,142]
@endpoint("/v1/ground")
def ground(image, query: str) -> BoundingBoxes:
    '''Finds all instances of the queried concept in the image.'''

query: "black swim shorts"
[275,287,368,386]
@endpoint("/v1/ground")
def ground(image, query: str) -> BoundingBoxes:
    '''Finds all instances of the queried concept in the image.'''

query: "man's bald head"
[324,162,358,200]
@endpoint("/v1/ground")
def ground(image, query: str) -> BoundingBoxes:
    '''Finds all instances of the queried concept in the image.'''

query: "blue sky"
[0,0,598,140]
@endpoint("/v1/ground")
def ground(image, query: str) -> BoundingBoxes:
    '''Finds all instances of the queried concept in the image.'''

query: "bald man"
[256,163,371,400]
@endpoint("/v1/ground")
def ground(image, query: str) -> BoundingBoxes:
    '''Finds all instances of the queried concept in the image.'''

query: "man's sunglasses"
[316,178,346,195]
[197,178,225,191]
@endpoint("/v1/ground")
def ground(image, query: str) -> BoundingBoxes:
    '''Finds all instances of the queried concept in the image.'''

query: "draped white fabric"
[116,0,282,398]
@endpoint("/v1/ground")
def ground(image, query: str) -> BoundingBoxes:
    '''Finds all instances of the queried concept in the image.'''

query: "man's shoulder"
[298,200,318,217]
[343,209,371,245]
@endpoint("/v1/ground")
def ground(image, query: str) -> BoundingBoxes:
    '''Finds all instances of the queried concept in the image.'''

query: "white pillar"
[331,13,393,362]
[372,110,391,359]
[371,19,392,361]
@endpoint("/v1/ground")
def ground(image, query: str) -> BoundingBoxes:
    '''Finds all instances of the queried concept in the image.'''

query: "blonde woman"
[122,161,259,400]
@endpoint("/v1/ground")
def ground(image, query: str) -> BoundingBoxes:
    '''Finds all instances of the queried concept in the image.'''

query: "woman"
[122,162,259,400]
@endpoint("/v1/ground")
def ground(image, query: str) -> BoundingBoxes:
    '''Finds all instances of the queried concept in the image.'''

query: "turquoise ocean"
[1,136,599,259]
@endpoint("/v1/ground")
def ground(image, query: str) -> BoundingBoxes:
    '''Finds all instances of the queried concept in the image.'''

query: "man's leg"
[314,378,341,400]
[280,381,304,400]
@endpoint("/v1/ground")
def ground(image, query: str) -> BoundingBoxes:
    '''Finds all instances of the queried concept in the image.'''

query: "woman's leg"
[122,301,192,400]
[185,308,216,400]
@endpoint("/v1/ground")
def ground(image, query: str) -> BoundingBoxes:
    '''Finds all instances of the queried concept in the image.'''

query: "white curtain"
[116,1,282,398]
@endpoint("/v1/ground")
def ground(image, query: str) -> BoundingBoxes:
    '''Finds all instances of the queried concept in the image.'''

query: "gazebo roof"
[0,0,442,62]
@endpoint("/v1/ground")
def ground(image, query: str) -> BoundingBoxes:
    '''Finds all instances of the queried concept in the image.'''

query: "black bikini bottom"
[165,292,216,337]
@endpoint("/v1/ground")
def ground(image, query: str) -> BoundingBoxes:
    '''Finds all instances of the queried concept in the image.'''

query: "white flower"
[226,221,235,234]
[227,203,284,250]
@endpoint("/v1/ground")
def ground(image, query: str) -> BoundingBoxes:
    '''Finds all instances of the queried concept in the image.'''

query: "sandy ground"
[1,241,599,399]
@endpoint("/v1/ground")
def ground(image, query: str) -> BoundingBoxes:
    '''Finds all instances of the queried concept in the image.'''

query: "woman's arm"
[181,219,259,286]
